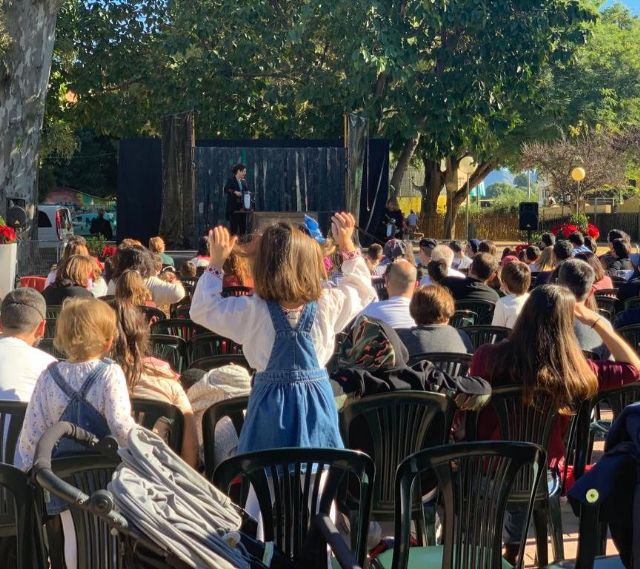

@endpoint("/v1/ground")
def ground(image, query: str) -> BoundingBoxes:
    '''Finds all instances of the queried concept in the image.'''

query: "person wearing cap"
[418,238,437,266]
[0,289,56,401]
[419,245,465,286]
[361,259,417,329]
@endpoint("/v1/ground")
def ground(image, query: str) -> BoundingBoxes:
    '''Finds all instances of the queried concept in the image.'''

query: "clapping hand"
[208,226,238,268]
[331,212,356,253]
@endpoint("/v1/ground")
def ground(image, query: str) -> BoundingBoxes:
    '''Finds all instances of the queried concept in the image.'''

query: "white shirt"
[420,267,465,287]
[189,255,377,371]
[16,359,134,470]
[0,337,56,402]
[360,295,416,329]
[452,256,473,271]
[491,292,530,329]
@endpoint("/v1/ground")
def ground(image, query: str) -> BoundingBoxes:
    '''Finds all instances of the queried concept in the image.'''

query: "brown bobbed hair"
[55,255,95,288]
[54,298,117,361]
[148,236,165,253]
[223,249,253,286]
[115,270,152,306]
[501,261,531,295]
[410,285,455,325]
[575,252,606,283]
[252,223,325,304]
[485,284,598,411]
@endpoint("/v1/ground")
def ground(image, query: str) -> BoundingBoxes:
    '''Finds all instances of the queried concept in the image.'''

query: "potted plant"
[0,217,17,300]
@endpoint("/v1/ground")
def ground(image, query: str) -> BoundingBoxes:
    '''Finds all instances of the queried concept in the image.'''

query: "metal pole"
[527,170,531,200]
[466,175,470,239]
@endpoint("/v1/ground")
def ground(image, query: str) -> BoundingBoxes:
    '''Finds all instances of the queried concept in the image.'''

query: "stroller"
[32,422,362,569]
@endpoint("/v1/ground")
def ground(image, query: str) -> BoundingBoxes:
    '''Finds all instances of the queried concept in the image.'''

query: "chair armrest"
[312,514,363,569]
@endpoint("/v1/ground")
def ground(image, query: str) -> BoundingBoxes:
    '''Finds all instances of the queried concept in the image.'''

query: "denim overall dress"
[237,300,343,453]
[46,360,112,514]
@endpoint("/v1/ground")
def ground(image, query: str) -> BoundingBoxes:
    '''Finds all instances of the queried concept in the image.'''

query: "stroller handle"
[32,422,129,529]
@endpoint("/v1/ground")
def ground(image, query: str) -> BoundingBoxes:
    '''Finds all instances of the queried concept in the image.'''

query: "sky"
[604,0,640,12]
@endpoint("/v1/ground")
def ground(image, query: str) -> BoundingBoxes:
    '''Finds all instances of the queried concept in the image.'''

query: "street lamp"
[459,156,476,240]
[571,166,586,214]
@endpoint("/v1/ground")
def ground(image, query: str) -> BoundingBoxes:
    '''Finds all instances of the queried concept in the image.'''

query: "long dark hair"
[486,285,598,411]
[109,298,150,390]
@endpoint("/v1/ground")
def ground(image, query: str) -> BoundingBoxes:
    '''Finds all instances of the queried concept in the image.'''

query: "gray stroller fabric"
[108,426,250,569]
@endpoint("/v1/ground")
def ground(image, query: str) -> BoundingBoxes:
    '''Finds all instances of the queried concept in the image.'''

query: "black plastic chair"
[0,465,47,568]
[623,296,640,311]
[150,318,208,342]
[373,441,545,569]
[371,278,388,301]
[595,296,617,322]
[149,334,188,373]
[189,332,243,363]
[38,338,67,360]
[466,385,562,565]
[451,309,478,328]
[138,305,167,325]
[214,447,374,567]
[130,398,185,454]
[189,354,252,372]
[221,286,253,298]
[181,277,198,289]
[616,324,640,354]
[339,391,455,544]
[594,289,618,299]
[45,305,62,319]
[44,318,57,339]
[202,396,250,480]
[461,325,510,351]
[454,300,496,325]
[407,352,472,377]
[170,298,191,319]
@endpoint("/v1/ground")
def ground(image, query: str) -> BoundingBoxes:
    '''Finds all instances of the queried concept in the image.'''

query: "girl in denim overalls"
[190,212,377,454]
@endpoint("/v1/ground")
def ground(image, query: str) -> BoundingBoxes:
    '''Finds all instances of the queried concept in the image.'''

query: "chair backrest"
[593,382,640,418]
[594,289,618,299]
[45,305,62,319]
[623,296,640,311]
[0,464,47,568]
[171,303,192,320]
[451,309,478,328]
[595,296,617,321]
[0,401,28,465]
[137,305,167,325]
[612,275,628,287]
[467,385,556,499]
[130,398,184,454]
[221,286,253,298]
[461,325,510,350]
[189,355,251,372]
[454,300,496,325]
[371,278,388,301]
[38,338,67,360]
[149,334,188,373]
[339,391,454,515]
[189,332,243,362]
[49,454,122,569]
[214,448,374,566]
[150,318,208,342]
[181,277,198,289]
[202,396,250,480]
[407,352,472,377]
[390,442,545,569]
[617,324,640,354]
[44,318,57,339]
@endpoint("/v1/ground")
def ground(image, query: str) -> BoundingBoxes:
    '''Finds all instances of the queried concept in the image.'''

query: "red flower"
[587,223,600,240]
[515,243,531,253]
[561,224,578,238]
[0,225,16,244]
[101,245,117,258]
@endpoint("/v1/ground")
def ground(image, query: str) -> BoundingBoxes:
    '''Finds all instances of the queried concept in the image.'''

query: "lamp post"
[459,156,476,240]
[571,166,586,214]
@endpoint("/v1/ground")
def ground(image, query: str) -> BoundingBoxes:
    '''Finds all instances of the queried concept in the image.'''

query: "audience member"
[440,253,500,303]
[418,238,437,266]
[450,240,473,271]
[43,255,95,305]
[180,261,197,279]
[478,240,497,257]
[540,232,556,249]
[608,238,634,274]
[376,238,413,276]
[110,297,198,467]
[470,284,640,564]
[601,229,631,269]
[466,239,481,257]
[44,237,89,289]
[426,259,448,285]
[0,289,55,401]
[492,261,531,328]
[557,259,609,359]
[190,236,212,268]
[575,252,613,292]
[584,235,598,254]
[149,236,174,267]
[397,285,473,356]
[223,248,254,289]
[420,244,464,286]
[536,240,573,286]
[115,270,153,306]
[524,246,541,272]
[366,244,384,274]
[568,232,591,255]
[362,259,417,328]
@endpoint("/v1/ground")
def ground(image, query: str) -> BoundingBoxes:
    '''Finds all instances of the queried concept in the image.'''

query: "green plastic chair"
[150,318,208,342]
[130,398,185,454]
[214,447,374,567]
[373,441,545,569]
[188,332,243,363]
[149,333,188,373]
[616,324,640,355]
[339,391,454,545]
[451,309,478,328]
[407,352,472,377]
[461,325,510,351]
[454,300,496,325]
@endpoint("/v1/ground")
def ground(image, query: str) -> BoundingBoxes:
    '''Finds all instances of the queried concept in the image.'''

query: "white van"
[37,205,74,250]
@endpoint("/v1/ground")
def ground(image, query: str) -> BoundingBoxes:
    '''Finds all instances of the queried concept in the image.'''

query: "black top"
[397,325,474,356]
[224,176,248,216]
[43,285,93,306]
[439,276,501,303]
[609,258,633,272]
[90,217,113,240]
[384,208,404,238]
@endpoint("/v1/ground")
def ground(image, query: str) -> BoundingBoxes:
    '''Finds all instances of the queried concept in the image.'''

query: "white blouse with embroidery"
[189,254,377,371]
[16,360,135,470]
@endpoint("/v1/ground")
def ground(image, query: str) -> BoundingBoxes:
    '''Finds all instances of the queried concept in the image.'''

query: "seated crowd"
[2,218,640,566]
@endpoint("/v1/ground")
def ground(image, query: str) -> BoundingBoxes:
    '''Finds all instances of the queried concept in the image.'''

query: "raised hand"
[208,226,238,268]
[331,211,356,252]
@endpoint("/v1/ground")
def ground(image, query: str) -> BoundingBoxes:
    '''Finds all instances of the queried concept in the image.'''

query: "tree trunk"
[420,157,443,237]
[389,134,421,198]
[443,158,460,238]
[0,0,61,222]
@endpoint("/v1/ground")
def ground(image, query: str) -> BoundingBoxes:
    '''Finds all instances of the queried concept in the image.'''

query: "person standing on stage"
[225,163,250,235]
